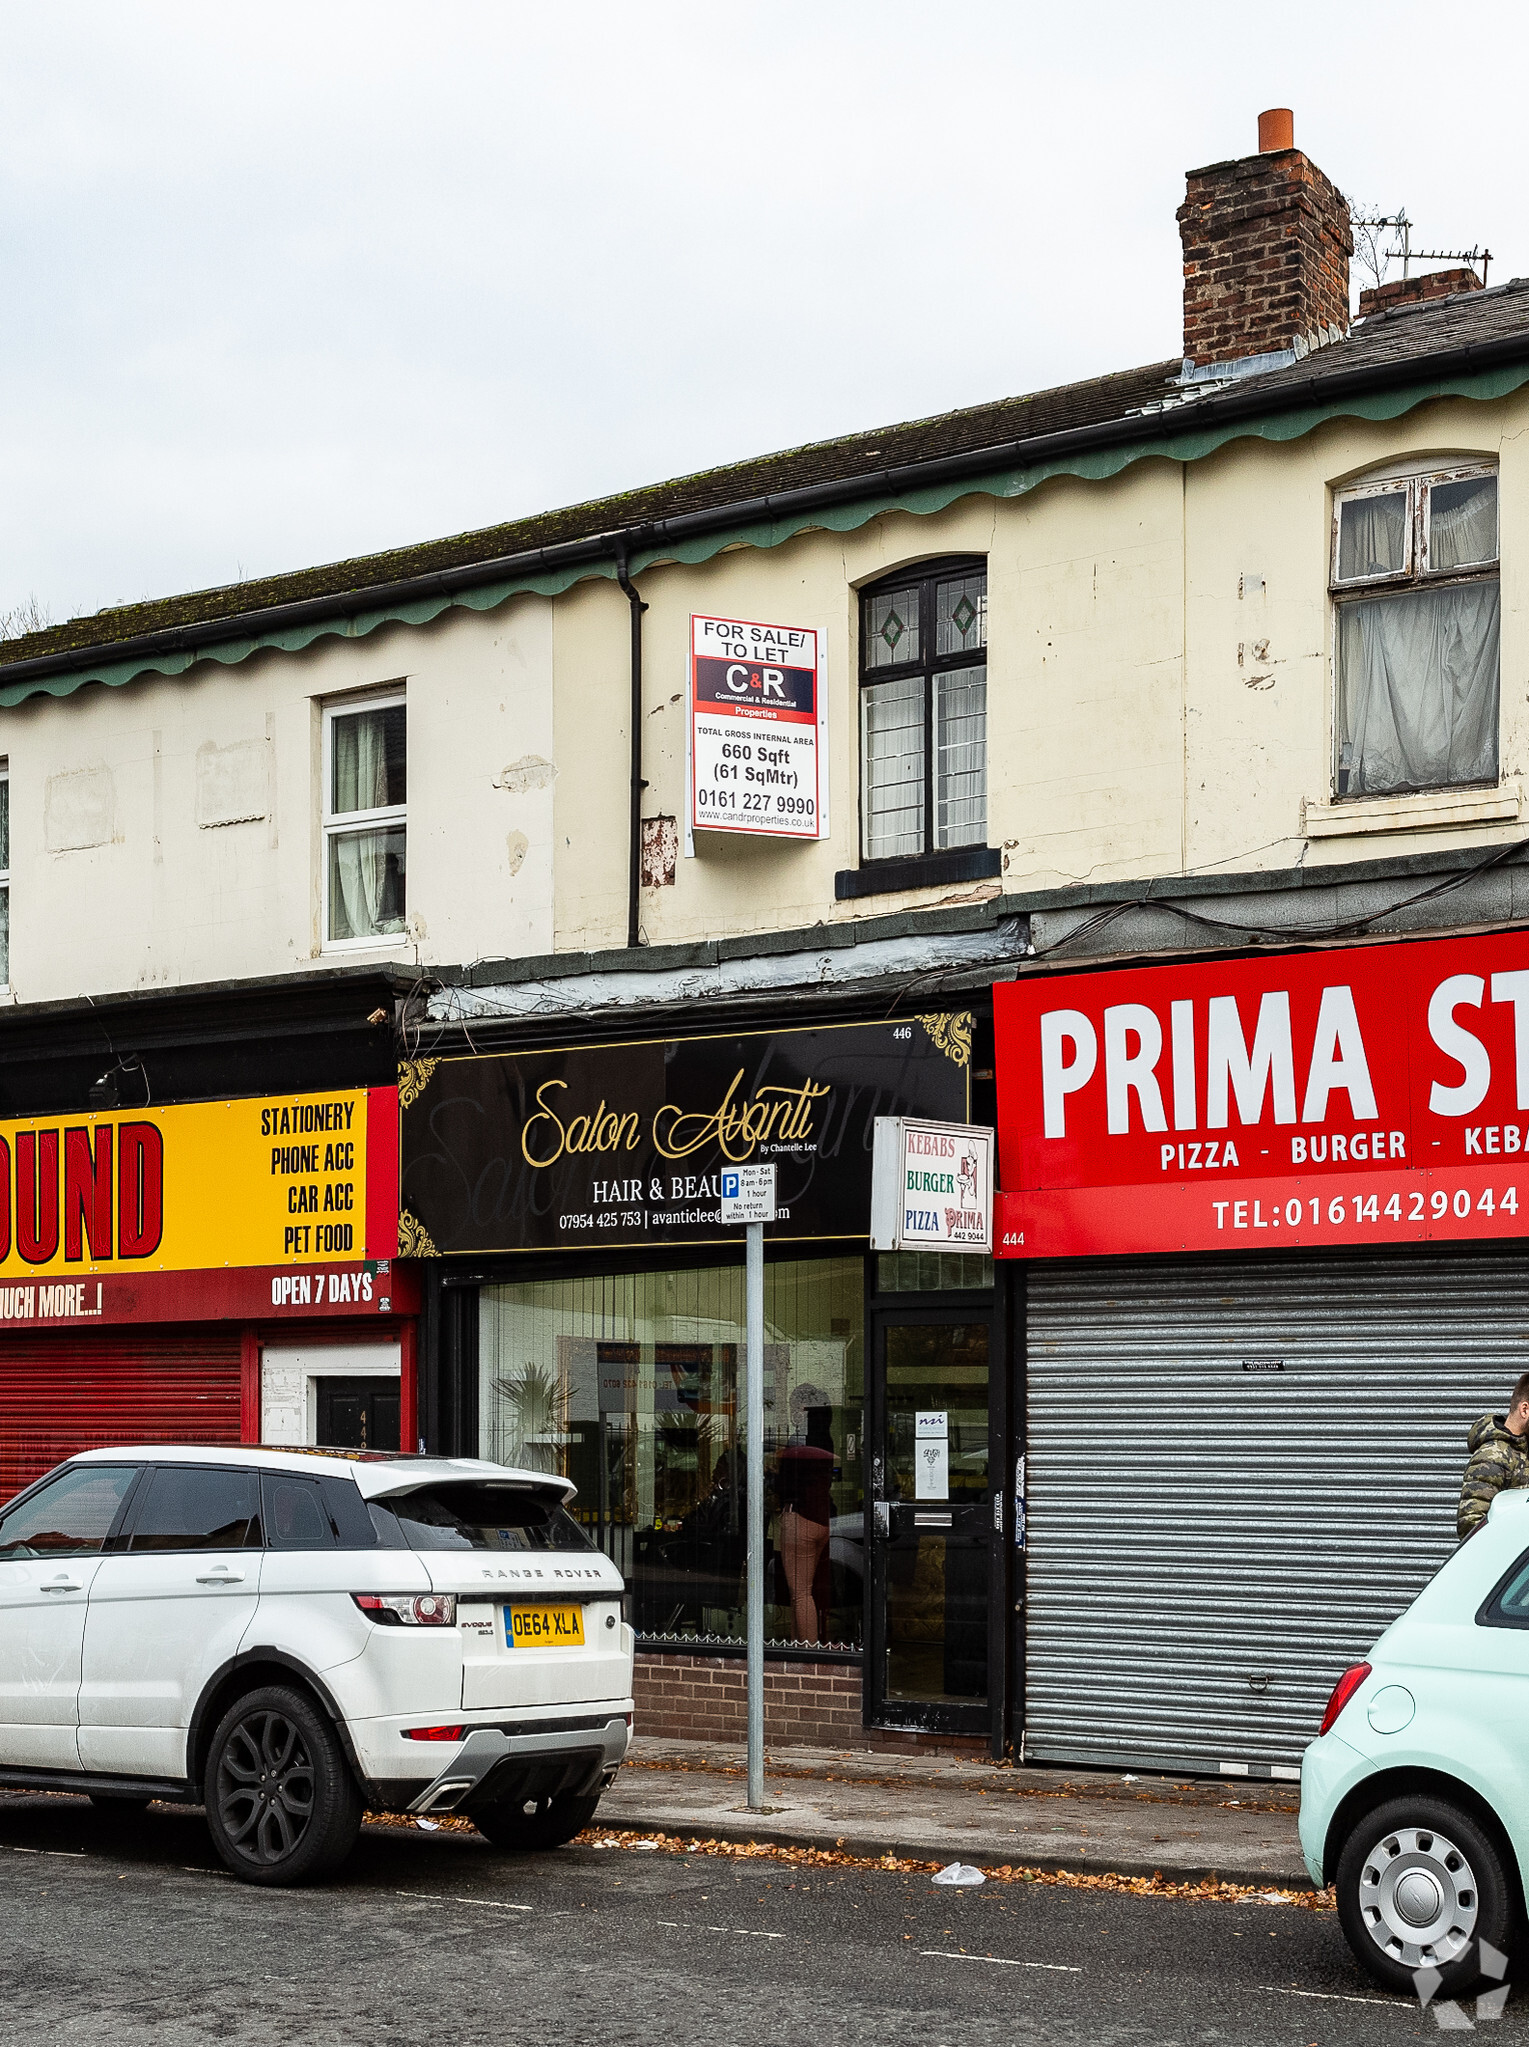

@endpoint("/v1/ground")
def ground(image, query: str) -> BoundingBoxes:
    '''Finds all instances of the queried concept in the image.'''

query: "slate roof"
[5,277,1529,678]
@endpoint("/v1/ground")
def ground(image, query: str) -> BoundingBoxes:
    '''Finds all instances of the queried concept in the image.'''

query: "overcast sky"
[3,1,1521,626]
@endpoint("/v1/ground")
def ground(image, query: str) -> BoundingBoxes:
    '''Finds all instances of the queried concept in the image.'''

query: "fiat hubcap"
[1357,1826,1478,1968]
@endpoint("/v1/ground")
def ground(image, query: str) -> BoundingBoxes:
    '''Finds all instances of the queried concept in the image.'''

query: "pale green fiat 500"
[1302,1488,1529,1996]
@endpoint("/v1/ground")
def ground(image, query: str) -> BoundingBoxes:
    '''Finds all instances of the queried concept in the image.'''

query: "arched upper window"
[1331,464,1498,798]
[858,557,987,863]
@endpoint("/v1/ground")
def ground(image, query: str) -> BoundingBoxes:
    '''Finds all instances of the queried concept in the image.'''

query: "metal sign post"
[720,1162,777,1811]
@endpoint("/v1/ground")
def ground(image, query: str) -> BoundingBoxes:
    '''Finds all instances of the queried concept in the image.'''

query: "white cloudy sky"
[2,1,1521,625]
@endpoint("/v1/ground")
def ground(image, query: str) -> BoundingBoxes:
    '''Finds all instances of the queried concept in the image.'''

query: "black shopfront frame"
[422,1240,1019,1759]
[410,996,1018,1756]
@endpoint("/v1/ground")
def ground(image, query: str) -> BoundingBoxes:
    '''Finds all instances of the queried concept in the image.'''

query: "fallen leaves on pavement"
[571,1825,1335,1908]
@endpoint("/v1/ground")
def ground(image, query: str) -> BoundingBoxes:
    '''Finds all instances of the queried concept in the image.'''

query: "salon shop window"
[479,1259,865,1650]
[1331,464,1499,798]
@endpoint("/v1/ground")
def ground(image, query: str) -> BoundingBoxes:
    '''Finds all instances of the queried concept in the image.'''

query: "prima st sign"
[995,931,1529,1258]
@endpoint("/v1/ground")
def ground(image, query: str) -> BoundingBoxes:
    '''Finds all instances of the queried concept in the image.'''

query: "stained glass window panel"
[935,574,987,658]
[864,587,920,670]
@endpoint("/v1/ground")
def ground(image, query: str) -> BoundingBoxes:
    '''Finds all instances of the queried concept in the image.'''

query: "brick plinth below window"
[633,1652,865,1749]
[1177,146,1352,369]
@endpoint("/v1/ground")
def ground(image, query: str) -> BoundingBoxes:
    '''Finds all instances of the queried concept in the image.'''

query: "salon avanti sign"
[994,931,1529,1257]
[396,1016,971,1254]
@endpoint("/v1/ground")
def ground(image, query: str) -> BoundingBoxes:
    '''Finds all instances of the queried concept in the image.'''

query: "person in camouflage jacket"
[1457,1376,1529,1538]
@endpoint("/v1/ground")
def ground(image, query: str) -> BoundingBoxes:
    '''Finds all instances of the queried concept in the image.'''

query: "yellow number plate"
[505,1603,585,1649]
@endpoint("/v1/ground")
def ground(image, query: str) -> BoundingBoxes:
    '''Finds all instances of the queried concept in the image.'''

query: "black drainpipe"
[614,545,649,950]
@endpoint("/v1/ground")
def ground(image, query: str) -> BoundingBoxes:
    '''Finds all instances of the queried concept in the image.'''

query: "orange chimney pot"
[1258,107,1294,153]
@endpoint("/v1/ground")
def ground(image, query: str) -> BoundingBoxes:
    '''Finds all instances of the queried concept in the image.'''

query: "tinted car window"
[263,1474,335,1551]
[1479,1549,1529,1627]
[319,1475,378,1549]
[0,1465,138,1558]
[381,1483,594,1554]
[128,1466,262,1552]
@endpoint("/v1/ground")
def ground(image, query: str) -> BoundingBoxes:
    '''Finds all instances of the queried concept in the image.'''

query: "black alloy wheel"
[471,1788,603,1852]
[203,1684,361,1886]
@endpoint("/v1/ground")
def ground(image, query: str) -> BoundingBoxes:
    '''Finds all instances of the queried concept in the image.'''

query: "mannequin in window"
[776,1384,835,1644]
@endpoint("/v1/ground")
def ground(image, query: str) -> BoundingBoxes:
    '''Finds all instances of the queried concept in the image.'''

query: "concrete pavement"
[599,1738,1312,1886]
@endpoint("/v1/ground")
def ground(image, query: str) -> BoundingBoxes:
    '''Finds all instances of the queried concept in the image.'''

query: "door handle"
[196,1568,246,1585]
[40,1576,82,1593]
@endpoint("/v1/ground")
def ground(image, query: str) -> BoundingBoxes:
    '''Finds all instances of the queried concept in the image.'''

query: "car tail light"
[353,1593,457,1627]
[402,1724,467,1742]
[1318,1661,1371,1735]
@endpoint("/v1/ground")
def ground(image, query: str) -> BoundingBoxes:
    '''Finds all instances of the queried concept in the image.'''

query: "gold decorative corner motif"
[916,1011,973,1067]
[397,1058,438,1110]
[397,1208,440,1258]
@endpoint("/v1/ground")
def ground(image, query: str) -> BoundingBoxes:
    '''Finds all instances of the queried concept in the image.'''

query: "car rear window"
[375,1482,594,1554]
[1479,1548,1529,1627]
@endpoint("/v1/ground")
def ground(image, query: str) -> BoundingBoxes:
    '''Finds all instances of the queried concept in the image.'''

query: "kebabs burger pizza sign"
[689,614,828,840]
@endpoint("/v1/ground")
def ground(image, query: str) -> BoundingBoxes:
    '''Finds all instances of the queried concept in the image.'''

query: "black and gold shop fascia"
[397,1014,971,1256]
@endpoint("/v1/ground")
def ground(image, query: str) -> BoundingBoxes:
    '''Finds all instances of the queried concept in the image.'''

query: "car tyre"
[471,1788,602,1852]
[203,1684,362,1887]
[1336,1794,1518,1997]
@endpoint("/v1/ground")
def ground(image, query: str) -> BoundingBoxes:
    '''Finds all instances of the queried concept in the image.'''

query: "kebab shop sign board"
[689,613,827,839]
[994,932,1529,1259]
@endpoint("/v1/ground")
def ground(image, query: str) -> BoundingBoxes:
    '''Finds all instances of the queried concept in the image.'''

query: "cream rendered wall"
[550,385,1529,954]
[1183,392,1529,873]
[0,596,553,1004]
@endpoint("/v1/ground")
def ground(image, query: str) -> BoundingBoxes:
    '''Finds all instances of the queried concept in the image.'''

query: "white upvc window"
[0,763,10,990]
[322,694,407,948]
[1331,464,1499,799]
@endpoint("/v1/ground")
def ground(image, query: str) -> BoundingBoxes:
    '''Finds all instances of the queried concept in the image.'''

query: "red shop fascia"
[993,928,1529,1261]
[0,1086,418,1500]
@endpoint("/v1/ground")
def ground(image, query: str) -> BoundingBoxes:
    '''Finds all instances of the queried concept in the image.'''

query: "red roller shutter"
[0,1328,242,1502]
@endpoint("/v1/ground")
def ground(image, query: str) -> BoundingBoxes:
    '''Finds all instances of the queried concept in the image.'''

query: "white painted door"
[78,1464,263,1780]
[0,1462,140,1768]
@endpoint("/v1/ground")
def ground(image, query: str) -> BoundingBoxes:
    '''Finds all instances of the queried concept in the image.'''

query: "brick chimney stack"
[1358,266,1483,319]
[1177,111,1353,373]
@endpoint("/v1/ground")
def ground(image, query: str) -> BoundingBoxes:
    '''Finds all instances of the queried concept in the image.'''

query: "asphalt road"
[0,1793,1516,2046]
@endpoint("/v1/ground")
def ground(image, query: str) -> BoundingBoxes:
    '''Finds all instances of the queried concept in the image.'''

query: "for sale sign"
[994,930,1529,1259]
[689,614,827,839]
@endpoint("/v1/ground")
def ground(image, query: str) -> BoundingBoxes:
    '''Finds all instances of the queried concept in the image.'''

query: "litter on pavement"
[932,1863,987,1887]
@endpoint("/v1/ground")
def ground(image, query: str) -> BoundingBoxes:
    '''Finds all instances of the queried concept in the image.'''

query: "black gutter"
[614,546,649,950]
[5,321,1529,692]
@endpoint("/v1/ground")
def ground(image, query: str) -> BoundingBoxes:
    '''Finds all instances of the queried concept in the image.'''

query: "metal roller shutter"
[1024,1248,1529,1776]
[0,1329,242,1502]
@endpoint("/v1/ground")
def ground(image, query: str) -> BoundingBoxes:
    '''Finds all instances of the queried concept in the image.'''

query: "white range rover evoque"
[0,1444,635,1884]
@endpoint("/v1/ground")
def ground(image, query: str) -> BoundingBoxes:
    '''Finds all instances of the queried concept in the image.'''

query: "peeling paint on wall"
[506,829,529,877]
[494,755,557,794]
[44,766,116,852]
[641,815,678,888]
[195,735,271,827]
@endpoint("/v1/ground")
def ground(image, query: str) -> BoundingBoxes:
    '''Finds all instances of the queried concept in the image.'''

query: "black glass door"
[316,1377,400,1453]
[867,1313,991,1732]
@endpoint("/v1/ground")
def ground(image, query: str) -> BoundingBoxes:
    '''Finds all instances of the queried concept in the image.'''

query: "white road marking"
[1258,1985,1401,2008]
[11,1847,85,1858]
[657,1921,784,1940]
[919,1950,1080,1973]
[395,1888,531,1913]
